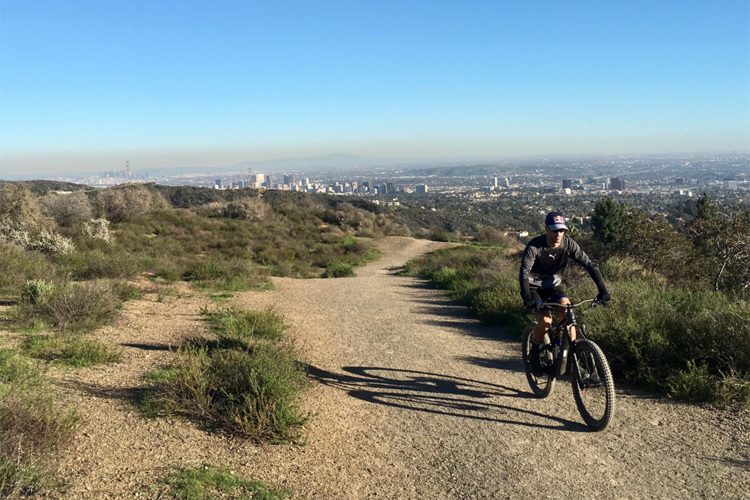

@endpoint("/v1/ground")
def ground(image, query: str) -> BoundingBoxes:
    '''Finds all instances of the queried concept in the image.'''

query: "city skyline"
[1,1,749,178]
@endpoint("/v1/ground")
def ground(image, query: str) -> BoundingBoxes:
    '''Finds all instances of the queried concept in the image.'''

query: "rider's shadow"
[305,365,587,432]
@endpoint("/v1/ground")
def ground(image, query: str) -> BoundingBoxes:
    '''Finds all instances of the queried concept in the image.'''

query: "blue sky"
[1,0,749,177]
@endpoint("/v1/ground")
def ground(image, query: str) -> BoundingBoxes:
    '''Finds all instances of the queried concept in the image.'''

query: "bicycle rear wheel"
[522,322,555,398]
[571,339,615,431]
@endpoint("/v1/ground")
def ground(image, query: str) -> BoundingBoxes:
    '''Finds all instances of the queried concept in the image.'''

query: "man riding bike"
[519,211,610,374]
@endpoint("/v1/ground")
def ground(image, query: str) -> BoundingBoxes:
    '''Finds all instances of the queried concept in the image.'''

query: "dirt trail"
[40,236,749,498]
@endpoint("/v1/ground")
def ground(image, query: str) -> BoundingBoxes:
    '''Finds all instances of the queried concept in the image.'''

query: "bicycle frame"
[539,299,596,378]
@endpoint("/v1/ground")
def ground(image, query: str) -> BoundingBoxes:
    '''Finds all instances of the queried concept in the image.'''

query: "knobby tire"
[571,339,616,431]
[522,322,555,398]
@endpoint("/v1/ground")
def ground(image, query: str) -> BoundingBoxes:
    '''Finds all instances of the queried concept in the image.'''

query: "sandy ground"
[6,236,748,499]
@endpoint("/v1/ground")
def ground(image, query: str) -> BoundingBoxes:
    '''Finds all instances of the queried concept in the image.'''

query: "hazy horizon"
[1,1,748,178]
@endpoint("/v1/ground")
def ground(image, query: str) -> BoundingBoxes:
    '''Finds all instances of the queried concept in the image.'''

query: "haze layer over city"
[1,2,748,180]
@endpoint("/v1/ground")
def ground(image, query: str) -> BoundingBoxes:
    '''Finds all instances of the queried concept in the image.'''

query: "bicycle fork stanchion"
[555,308,578,377]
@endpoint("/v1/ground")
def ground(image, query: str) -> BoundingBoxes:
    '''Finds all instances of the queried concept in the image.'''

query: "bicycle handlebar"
[538,298,598,309]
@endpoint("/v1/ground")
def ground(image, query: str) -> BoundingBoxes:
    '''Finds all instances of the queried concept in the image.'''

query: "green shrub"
[21,335,123,368]
[15,281,122,334]
[0,456,52,500]
[475,227,515,248]
[0,350,44,393]
[201,307,288,347]
[164,465,288,500]
[322,262,355,278]
[21,280,55,305]
[405,244,750,406]
[148,343,308,442]
[184,256,270,292]
[157,287,181,302]
[471,274,527,332]
[55,245,141,280]
[0,243,57,294]
[109,280,140,302]
[428,228,453,242]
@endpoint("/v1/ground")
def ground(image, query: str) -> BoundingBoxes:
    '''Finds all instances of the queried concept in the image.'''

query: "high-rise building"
[416,184,428,194]
[562,179,573,190]
[250,173,265,188]
[609,178,625,191]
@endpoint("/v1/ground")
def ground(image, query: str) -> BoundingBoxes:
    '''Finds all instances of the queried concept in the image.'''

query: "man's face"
[546,227,566,247]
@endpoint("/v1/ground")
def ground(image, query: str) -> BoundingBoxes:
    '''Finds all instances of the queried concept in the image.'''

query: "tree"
[40,191,93,227]
[0,182,52,232]
[618,209,700,285]
[96,185,169,223]
[695,193,718,221]
[592,197,627,247]
[688,199,750,293]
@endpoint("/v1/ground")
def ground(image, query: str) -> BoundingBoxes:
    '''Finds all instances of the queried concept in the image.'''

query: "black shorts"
[529,286,568,305]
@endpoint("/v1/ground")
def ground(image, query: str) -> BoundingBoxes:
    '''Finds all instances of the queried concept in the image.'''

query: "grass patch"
[157,287,181,302]
[201,306,288,346]
[21,335,123,368]
[209,292,234,301]
[184,257,271,292]
[404,245,525,330]
[583,280,750,407]
[164,465,288,500]
[14,281,125,334]
[0,350,79,499]
[322,262,355,278]
[146,342,308,442]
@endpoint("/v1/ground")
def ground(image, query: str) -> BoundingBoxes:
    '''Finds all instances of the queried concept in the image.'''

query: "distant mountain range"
[138,153,421,177]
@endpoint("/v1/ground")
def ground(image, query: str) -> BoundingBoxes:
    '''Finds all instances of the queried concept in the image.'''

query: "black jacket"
[519,235,605,302]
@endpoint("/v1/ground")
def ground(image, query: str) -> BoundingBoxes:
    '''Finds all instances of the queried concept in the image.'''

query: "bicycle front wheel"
[571,339,615,431]
[522,322,555,398]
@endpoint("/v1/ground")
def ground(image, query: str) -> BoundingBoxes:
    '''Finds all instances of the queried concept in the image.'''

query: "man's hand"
[524,299,542,311]
[597,289,611,305]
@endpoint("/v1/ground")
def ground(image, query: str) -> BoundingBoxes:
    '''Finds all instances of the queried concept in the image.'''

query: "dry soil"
[12,236,749,499]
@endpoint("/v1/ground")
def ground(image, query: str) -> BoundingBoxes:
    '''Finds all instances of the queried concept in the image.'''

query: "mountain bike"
[521,298,615,431]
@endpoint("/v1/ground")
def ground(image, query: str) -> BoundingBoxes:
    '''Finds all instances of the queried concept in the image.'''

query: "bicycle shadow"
[306,365,587,432]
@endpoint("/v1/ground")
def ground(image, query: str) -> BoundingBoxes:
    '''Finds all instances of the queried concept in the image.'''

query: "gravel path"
[38,236,750,498]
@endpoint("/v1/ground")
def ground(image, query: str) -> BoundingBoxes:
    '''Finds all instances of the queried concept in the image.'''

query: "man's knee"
[536,314,553,328]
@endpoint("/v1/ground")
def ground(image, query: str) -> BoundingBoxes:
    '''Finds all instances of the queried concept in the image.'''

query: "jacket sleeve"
[519,244,535,302]
[567,239,607,292]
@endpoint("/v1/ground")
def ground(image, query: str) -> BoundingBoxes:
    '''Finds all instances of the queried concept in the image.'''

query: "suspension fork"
[555,326,572,378]
[556,309,578,377]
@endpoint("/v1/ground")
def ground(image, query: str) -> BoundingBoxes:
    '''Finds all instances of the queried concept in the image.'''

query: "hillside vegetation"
[0,181,410,497]
[405,196,750,407]
[1,181,748,496]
